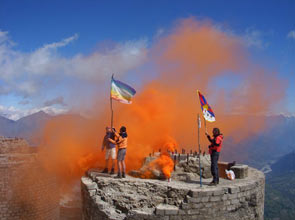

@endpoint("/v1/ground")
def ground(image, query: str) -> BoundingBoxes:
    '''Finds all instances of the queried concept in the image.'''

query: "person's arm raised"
[108,138,116,144]
[206,133,213,143]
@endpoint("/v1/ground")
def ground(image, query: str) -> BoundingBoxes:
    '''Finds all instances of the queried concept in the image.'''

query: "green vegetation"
[265,171,295,220]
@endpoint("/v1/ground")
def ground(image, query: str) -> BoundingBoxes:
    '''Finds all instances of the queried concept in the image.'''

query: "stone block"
[158,216,169,220]
[210,196,221,202]
[231,164,248,179]
[201,196,209,202]
[187,196,201,203]
[88,189,96,197]
[205,203,212,208]
[188,188,215,198]
[238,183,249,192]
[200,189,215,196]
[128,209,154,218]
[178,209,186,215]
[81,177,96,189]
[231,199,240,205]
[180,202,190,210]
[192,203,203,209]
[228,186,239,194]
[228,193,238,199]
[213,189,224,196]
[227,205,235,211]
[170,216,181,220]
[156,204,179,216]
[221,194,228,201]
[187,209,199,215]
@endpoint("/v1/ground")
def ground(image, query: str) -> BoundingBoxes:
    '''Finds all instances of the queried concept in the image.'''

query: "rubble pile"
[129,153,213,180]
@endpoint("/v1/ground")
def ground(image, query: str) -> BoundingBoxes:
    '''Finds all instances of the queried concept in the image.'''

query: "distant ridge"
[0,111,88,145]
[270,150,295,175]
[0,113,294,160]
[221,115,295,169]
[265,151,295,220]
[0,111,52,144]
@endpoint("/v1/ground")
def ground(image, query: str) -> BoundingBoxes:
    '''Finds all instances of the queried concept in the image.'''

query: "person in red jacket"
[206,127,223,186]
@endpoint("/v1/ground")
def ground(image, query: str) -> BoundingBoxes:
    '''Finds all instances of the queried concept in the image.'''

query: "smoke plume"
[37,18,286,184]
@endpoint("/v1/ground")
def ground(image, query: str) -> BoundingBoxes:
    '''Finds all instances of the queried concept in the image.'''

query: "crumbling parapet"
[81,166,264,220]
[0,137,60,220]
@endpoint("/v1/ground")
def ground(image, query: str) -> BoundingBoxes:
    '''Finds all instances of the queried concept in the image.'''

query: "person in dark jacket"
[101,127,116,174]
[206,128,223,186]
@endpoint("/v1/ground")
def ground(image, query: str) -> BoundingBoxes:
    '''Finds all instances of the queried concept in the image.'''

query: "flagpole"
[110,74,114,128]
[110,97,113,128]
[198,114,202,187]
[204,117,207,134]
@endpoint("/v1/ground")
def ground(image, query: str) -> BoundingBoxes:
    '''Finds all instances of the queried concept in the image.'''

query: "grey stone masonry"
[0,137,59,220]
[81,165,265,220]
[231,164,248,179]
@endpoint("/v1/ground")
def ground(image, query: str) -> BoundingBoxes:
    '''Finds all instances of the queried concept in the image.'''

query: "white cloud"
[0,31,9,44]
[287,30,295,39]
[212,25,269,49]
[64,39,147,81]
[42,34,78,50]
[0,105,67,120]
[243,28,268,49]
[44,96,66,107]
[0,30,147,98]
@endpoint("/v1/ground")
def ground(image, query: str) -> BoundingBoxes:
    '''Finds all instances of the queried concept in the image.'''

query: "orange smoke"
[140,138,177,179]
[147,153,174,179]
[155,138,177,179]
[37,17,286,184]
[38,114,105,184]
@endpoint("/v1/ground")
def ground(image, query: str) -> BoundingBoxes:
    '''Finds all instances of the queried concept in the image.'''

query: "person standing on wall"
[109,126,128,178]
[206,127,223,186]
[101,127,116,174]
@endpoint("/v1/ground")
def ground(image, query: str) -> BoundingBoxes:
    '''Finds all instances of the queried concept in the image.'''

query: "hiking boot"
[110,168,115,175]
[115,173,122,178]
[122,172,126,178]
[102,168,108,173]
[209,182,217,186]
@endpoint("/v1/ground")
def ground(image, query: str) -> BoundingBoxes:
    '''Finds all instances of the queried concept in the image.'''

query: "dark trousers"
[210,151,220,183]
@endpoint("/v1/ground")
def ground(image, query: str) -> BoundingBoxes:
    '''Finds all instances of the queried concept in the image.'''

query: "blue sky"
[0,0,294,119]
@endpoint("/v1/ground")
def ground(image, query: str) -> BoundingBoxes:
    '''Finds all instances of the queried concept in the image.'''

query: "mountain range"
[1,112,294,169]
[0,111,52,144]
[222,115,295,169]
[264,150,295,220]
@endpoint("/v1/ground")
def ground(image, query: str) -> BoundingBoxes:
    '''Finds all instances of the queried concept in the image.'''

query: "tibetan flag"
[111,76,136,104]
[197,90,216,122]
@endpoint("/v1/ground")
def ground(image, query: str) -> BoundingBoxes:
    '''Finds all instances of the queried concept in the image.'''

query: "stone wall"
[81,167,264,220]
[0,137,60,220]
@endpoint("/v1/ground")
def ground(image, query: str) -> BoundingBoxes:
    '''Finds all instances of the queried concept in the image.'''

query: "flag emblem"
[197,90,215,122]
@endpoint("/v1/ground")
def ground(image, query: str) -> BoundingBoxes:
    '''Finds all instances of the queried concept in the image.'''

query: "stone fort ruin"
[0,137,265,220]
[81,153,265,220]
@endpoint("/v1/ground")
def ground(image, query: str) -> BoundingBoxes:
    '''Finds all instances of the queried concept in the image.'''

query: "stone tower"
[81,156,265,220]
